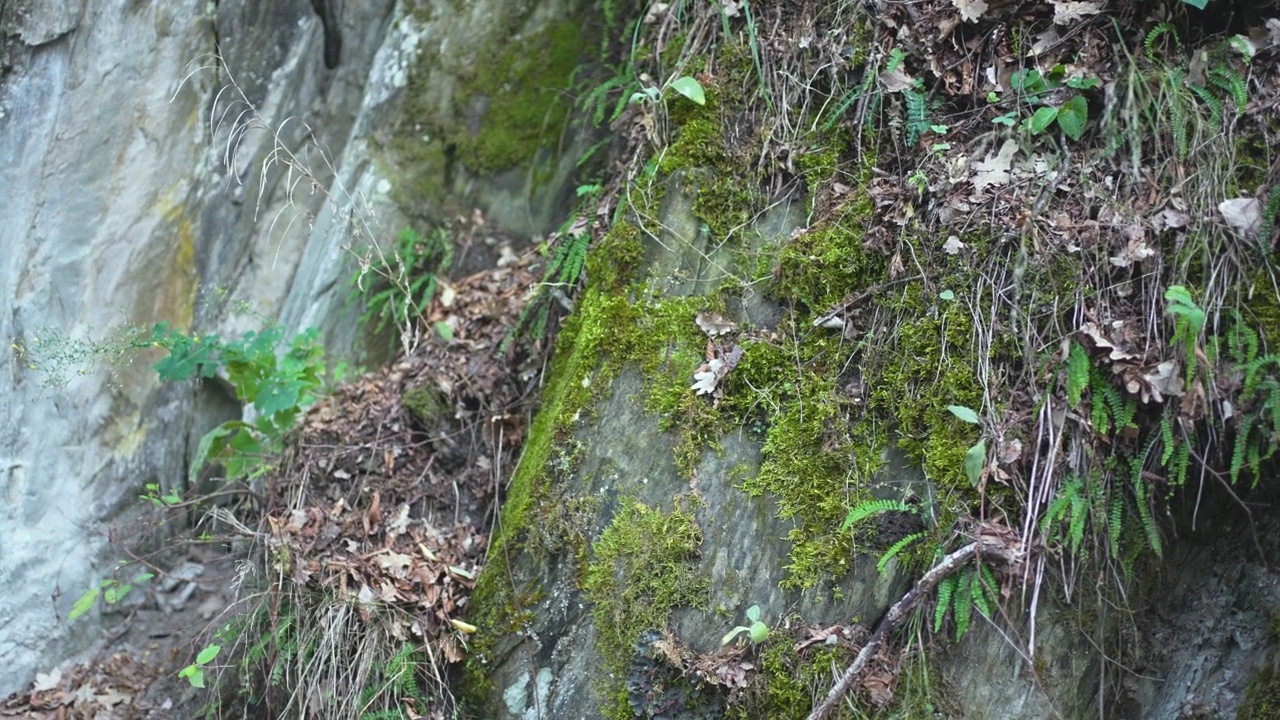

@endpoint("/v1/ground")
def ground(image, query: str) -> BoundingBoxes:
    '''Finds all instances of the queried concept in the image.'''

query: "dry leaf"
[1052,1,1103,25]
[692,358,725,395]
[943,235,966,254]
[1219,198,1262,238]
[31,668,61,693]
[970,139,1017,192]
[696,311,737,337]
[952,0,988,22]
[878,68,914,93]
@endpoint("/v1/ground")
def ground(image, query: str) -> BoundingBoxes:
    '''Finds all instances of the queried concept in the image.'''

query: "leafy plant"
[1165,285,1205,385]
[149,322,328,483]
[1005,66,1097,141]
[352,227,453,341]
[68,570,155,621]
[721,604,770,645]
[178,644,222,689]
[933,564,1000,641]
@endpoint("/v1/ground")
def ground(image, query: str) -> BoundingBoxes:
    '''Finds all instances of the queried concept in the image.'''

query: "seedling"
[721,604,769,645]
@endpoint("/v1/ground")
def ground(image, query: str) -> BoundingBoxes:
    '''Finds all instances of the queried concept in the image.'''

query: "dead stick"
[807,539,1022,720]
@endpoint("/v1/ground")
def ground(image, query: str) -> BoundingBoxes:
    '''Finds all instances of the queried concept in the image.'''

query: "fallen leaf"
[692,358,725,395]
[1219,197,1262,237]
[696,311,737,337]
[878,68,914,93]
[952,0,988,22]
[1052,1,1103,24]
[943,235,966,254]
[970,139,1017,192]
[31,668,61,692]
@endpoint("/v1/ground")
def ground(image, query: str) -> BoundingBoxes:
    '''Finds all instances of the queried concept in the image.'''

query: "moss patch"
[584,498,709,716]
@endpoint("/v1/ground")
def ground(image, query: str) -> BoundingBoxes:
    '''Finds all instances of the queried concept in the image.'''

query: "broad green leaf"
[1028,106,1058,135]
[190,423,237,484]
[1179,0,1208,8]
[179,665,205,688]
[435,321,454,342]
[746,605,761,622]
[1056,96,1088,141]
[947,405,981,424]
[965,439,988,487]
[939,289,955,301]
[749,621,769,643]
[196,644,222,664]
[69,586,101,621]
[670,76,706,106]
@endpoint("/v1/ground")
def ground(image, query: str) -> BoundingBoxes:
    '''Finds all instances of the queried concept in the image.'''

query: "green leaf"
[69,586,101,621]
[939,289,955,301]
[1028,106,1058,135]
[947,405,981,424]
[1179,0,1208,8]
[190,423,237,484]
[749,621,770,643]
[179,665,206,688]
[965,439,987,487]
[670,76,706,106]
[434,321,454,342]
[746,605,761,623]
[1056,96,1088,141]
[721,626,748,645]
[935,576,956,633]
[196,644,222,665]
[1066,341,1090,408]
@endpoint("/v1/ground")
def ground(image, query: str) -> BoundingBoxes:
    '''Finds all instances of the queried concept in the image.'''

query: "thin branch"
[807,537,1024,720]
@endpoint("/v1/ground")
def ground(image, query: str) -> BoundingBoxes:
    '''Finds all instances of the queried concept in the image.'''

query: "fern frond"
[904,87,929,145]
[1259,184,1280,255]
[1207,67,1248,112]
[1144,23,1181,59]
[953,568,974,641]
[877,531,928,573]
[935,575,956,633]
[841,498,913,531]
[1188,84,1223,126]
[1066,341,1090,408]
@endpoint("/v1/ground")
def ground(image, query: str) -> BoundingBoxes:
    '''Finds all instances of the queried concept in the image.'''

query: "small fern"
[841,498,913,531]
[1144,23,1182,59]
[877,531,928,573]
[904,85,930,145]
[952,567,974,641]
[935,575,956,633]
[1259,184,1280,255]
[1207,66,1248,112]
[1066,341,1090,409]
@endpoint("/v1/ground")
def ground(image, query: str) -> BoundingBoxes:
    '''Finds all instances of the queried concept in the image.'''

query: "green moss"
[773,193,882,311]
[866,281,984,491]
[583,497,709,716]
[1241,662,1280,720]
[729,629,855,718]
[401,384,447,426]
[723,334,873,588]
[453,20,589,174]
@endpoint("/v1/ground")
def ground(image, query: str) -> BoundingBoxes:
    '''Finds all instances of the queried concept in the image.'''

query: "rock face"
[0,0,589,694]
[470,173,1280,718]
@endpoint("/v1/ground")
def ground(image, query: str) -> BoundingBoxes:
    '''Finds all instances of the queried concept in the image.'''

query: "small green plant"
[149,322,327,483]
[842,498,931,574]
[721,604,769,645]
[141,482,182,508]
[933,564,999,641]
[1165,285,1206,386]
[68,569,155,621]
[178,644,222,688]
[629,75,706,107]
[1004,66,1096,141]
[351,227,453,343]
[947,404,987,487]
